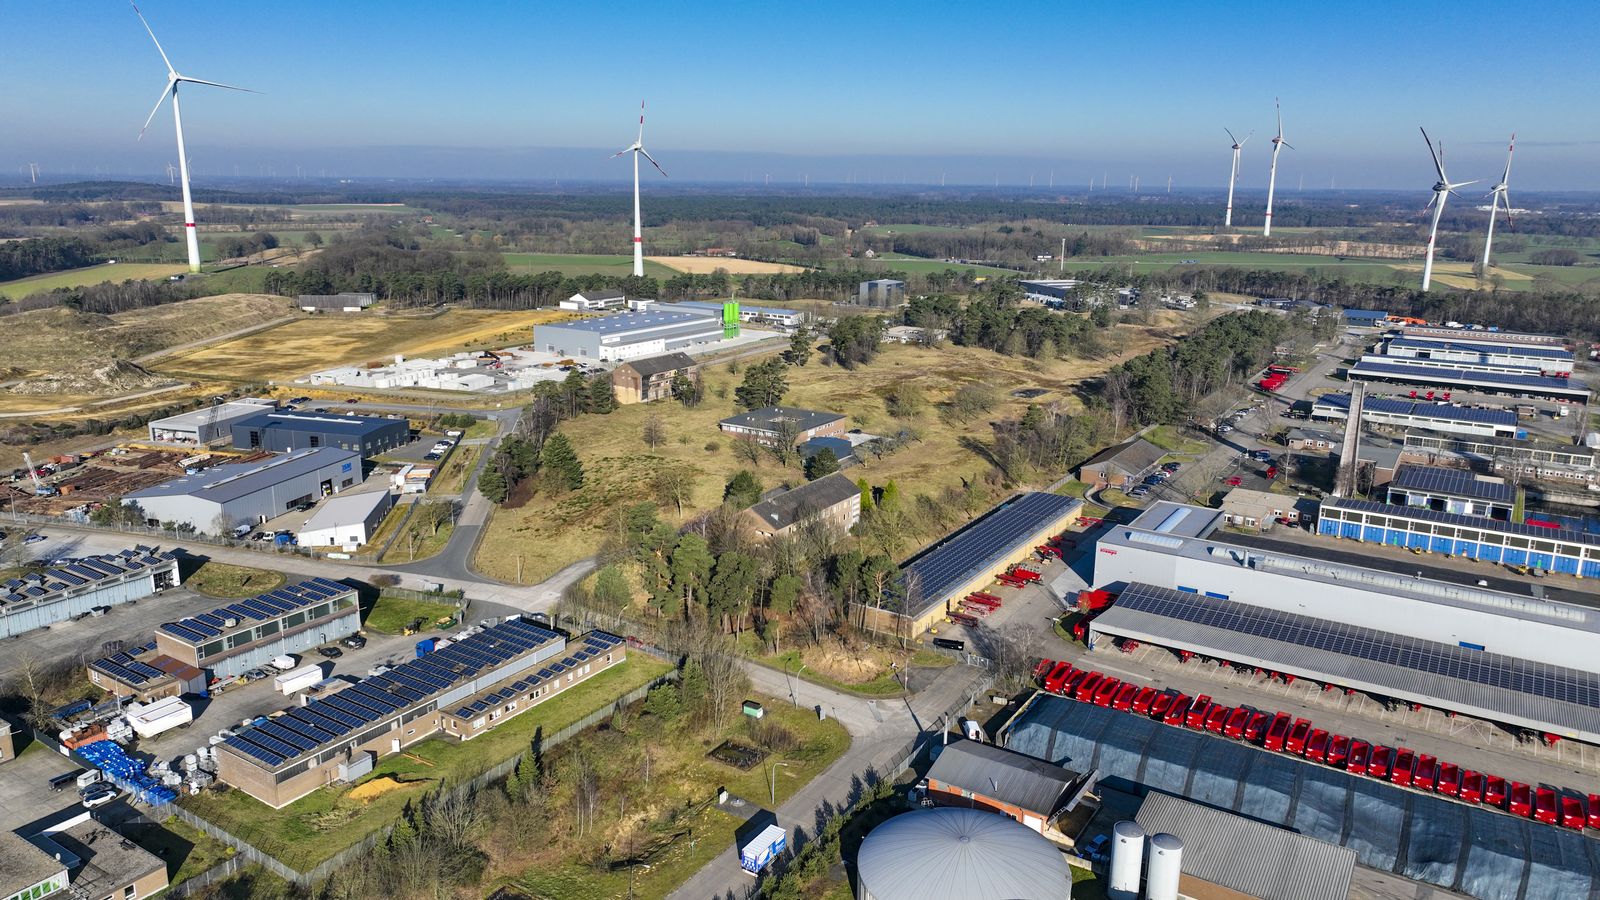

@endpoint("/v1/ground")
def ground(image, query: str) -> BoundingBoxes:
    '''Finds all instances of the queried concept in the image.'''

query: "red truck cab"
[1186,695,1214,730]
[1113,683,1139,711]
[1224,707,1252,740]
[1413,755,1437,792]
[1559,794,1586,830]
[1091,677,1122,707]
[1460,771,1485,805]
[1304,729,1329,762]
[1391,748,1417,787]
[1368,746,1393,780]
[1074,672,1103,702]
[1033,659,1056,681]
[1485,775,1509,809]
[1344,739,1368,775]
[1244,712,1270,743]
[1436,763,1461,797]
[1509,782,1533,818]
[1264,713,1292,751]
[1163,694,1192,726]
[1286,718,1313,754]
[1205,704,1233,734]
[1132,687,1158,714]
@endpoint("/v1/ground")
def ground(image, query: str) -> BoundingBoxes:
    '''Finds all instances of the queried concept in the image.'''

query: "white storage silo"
[1146,832,1183,900]
[1107,820,1145,900]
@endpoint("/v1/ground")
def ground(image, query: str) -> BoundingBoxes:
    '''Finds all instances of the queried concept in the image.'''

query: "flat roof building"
[1387,463,1514,519]
[741,472,861,540]
[1218,487,1300,532]
[675,300,804,328]
[534,308,729,362]
[1399,325,1569,349]
[610,352,697,405]
[27,813,168,900]
[1,548,179,640]
[855,279,906,308]
[88,643,206,701]
[232,411,409,458]
[1341,308,1389,326]
[1347,358,1589,404]
[1311,392,1524,439]
[155,578,360,679]
[924,739,1084,837]
[298,292,374,312]
[296,488,394,549]
[1385,336,1575,372]
[125,447,363,532]
[719,407,847,447]
[1018,279,1082,303]
[1319,496,1600,579]
[147,398,278,445]
[0,830,68,900]
[558,288,627,311]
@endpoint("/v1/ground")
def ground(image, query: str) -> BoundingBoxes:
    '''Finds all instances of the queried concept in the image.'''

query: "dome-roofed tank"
[856,807,1073,900]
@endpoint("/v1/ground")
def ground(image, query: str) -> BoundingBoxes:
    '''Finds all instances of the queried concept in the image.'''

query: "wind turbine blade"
[130,1,176,74]
[640,148,667,178]
[609,148,631,159]
[637,100,645,145]
[1225,127,1238,145]
[1503,190,1514,226]
[177,75,259,93]
[1275,97,1282,137]
[138,79,176,139]
[1280,141,1295,151]
[1420,127,1445,181]
[1502,133,1515,183]
[1240,132,1253,147]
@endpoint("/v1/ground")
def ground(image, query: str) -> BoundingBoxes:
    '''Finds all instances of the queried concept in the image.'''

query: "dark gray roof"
[1391,464,1515,504]
[1349,359,1588,397]
[1314,392,1519,427]
[576,288,625,302]
[1388,336,1574,362]
[1324,497,1600,548]
[619,352,697,378]
[746,473,859,531]
[719,407,845,435]
[1078,437,1165,476]
[50,819,166,900]
[927,739,1075,816]
[0,830,65,897]
[1136,792,1356,900]
[900,492,1079,615]
[233,411,404,439]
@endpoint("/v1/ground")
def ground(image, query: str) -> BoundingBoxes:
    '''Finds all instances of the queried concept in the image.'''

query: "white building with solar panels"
[1311,392,1525,439]
[0,548,178,639]
[1384,336,1575,373]
[214,620,626,807]
[1387,464,1515,519]
[1089,501,1600,744]
[1346,358,1589,403]
[153,578,360,679]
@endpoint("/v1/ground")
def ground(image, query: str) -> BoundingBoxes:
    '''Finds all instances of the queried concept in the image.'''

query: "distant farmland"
[500,252,678,278]
[0,262,190,299]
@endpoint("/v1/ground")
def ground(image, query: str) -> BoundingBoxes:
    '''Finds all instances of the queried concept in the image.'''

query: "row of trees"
[478,371,606,504]
[1098,309,1292,430]
[0,235,101,281]
[907,290,1097,360]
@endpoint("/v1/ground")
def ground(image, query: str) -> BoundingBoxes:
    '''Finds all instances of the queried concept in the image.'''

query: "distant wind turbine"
[1481,134,1516,270]
[28,163,39,184]
[133,2,256,273]
[1418,127,1478,291]
[166,162,176,185]
[1223,128,1251,228]
[1263,98,1293,237]
[610,100,667,278]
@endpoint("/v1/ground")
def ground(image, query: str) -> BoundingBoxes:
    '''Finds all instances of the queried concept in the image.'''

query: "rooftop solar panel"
[455,707,475,718]
[225,736,285,767]
[238,730,299,761]
[239,599,279,619]
[225,603,266,621]
[899,492,1079,616]
[282,708,344,738]
[346,684,403,711]
[1325,497,1600,549]
[1349,360,1587,394]
[127,660,165,680]
[320,695,377,725]
[258,721,318,752]
[159,623,207,642]
[1391,465,1515,504]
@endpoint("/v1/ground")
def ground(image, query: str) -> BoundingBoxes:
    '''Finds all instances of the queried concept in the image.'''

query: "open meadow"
[501,252,678,279]
[0,261,190,299]
[151,307,567,382]
[474,315,1197,584]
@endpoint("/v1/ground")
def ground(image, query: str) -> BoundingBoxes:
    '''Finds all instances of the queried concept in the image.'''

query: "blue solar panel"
[225,603,265,621]
[239,730,299,760]
[900,492,1079,616]
[226,736,285,766]
[1350,360,1586,394]
[127,660,166,680]
[281,709,343,739]
[344,685,401,712]
[455,707,475,718]
[318,696,375,726]
[1325,497,1600,549]
[537,667,555,679]
[258,721,318,752]
[240,598,280,618]
[159,623,207,642]
[180,618,222,637]
[1391,465,1515,504]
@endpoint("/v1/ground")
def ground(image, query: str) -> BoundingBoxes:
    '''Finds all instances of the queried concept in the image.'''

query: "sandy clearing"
[647,256,808,274]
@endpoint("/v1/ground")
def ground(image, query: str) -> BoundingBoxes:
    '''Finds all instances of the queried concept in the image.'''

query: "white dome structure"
[856,807,1073,900]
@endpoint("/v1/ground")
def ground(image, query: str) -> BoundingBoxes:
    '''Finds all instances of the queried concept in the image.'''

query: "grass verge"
[431,444,480,495]
[121,815,236,888]
[185,561,286,599]
[178,657,672,871]
[363,593,462,635]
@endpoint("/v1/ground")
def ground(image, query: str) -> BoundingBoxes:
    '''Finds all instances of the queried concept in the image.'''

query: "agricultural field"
[647,255,808,274]
[151,307,565,382]
[862,256,1020,276]
[0,261,189,299]
[501,252,677,279]
[857,223,969,234]
[474,315,1198,584]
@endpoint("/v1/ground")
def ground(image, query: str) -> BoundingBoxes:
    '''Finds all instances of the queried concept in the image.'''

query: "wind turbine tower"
[166,162,176,185]
[28,163,39,184]
[1263,99,1293,237]
[1482,134,1516,270]
[1418,127,1478,292]
[610,101,667,278]
[133,2,255,273]
[1223,128,1250,227]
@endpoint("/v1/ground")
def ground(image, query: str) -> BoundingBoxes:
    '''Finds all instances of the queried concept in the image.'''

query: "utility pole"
[1060,237,1066,274]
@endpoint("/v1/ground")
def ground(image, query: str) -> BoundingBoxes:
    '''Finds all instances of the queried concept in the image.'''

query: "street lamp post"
[769,761,792,805]
[788,660,806,707]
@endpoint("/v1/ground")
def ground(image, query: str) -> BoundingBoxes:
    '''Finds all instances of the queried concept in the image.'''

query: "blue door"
[1553,556,1579,575]
[1503,548,1527,566]
[1479,544,1502,563]
[1407,532,1430,550]
[1529,552,1554,571]
[1454,540,1478,558]
[1582,560,1600,579]
[1432,536,1452,554]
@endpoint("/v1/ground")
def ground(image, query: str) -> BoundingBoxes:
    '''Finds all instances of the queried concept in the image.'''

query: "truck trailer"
[124,696,193,739]
[739,824,787,876]
[273,664,324,695]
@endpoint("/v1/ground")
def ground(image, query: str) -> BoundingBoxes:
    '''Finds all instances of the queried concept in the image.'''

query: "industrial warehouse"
[215,619,624,807]
[0,548,178,639]
[123,447,362,531]
[532,304,738,361]
[1383,336,1576,373]
[146,397,278,445]
[1346,359,1590,404]
[231,410,410,458]
[155,578,360,679]
[1089,501,1600,742]
[1311,392,1526,439]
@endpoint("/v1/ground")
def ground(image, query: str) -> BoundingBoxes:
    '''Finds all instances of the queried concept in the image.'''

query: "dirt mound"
[801,639,891,684]
[347,774,429,803]
[7,359,170,395]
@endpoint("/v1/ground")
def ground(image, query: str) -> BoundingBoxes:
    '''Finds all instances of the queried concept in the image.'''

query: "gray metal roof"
[1135,791,1356,900]
[1388,336,1574,362]
[1348,360,1588,398]
[543,309,714,335]
[616,351,697,378]
[926,739,1076,816]
[298,489,391,533]
[718,407,844,435]
[233,411,405,439]
[1078,436,1166,477]
[148,398,277,431]
[855,808,1072,900]
[1092,582,1600,741]
[1314,392,1519,427]
[746,473,859,531]
[126,448,360,504]
[1391,464,1515,504]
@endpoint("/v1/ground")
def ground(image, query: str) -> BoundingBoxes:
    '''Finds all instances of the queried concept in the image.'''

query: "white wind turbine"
[1481,133,1516,270]
[1223,128,1251,228]
[132,2,255,273]
[611,101,667,278]
[1262,99,1293,236]
[1419,127,1478,292]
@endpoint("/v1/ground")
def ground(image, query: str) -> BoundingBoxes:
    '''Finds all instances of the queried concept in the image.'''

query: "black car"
[317,646,343,659]
[342,635,367,649]
[423,453,441,461]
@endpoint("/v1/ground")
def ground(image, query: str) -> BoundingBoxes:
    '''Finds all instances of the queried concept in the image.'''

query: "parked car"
[317,646,343,659]
[1080,834,1110,862]
[24,533,45,544]
[342,635,367,649]
[80,786,118,809]
[244,668,269,682]
[1224,476,1243,486]
[424,453,442,461]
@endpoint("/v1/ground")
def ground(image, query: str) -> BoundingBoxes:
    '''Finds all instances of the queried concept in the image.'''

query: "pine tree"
[540,432,584,491]
[804,448,840,481]
[724,470,763,507]
[587,376,617,414]
[477,467,509,504]
[857,478,874,513]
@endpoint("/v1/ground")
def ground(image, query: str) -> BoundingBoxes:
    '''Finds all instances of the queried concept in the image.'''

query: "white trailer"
[739,824,787,876]
[273,664,324,695]
[125,696,193,739]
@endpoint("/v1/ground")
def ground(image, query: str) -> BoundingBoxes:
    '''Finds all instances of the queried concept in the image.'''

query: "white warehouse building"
[533,308,730,362]
[1087,501,1600,744]
[147,398,278,445]
[125,448,363,532]
[296,489,394,549]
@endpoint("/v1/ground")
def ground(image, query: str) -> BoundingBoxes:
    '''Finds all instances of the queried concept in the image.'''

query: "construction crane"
[21,452,57,497]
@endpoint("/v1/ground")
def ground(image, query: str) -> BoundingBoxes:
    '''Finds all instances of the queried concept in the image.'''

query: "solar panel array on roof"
[1349,360,1587,394]
[1324,497,1600,549]
[222,617,565,768]
[159,578,353,643]
[90,650,169,686]
[1315,392,1519,427]
[1,549,173,606]
[1388,337,1574,362]
[1391,465,1515,504]
[899,493,1078,616]
[443,630,625,722]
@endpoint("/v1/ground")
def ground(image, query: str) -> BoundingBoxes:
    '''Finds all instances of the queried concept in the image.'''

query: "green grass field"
[186,561,286,599]
[290,203,428,213]
[500,252,677,278]
[363,593,461,634]
[0,261,190,298]
[859,223,968,234]
[864,256,1020,276]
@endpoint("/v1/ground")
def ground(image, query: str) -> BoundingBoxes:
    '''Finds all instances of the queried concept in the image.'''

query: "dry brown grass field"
[647,256,809,274]
[474,315,1193,584]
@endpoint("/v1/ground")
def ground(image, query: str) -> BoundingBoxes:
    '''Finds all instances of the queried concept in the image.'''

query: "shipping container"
[1131,687,1158,715]
[1091,677,1122,708]
[273,665,324,695]
[1485,775,1509,809]
[1224,707,1251,740]
[1112,683,1139,711]
[1559,794,1586,830]
[1533,787,1557,824]
[1075,673,1103,702]
[1436,763,1461,797]
[1509,782,1533,818]
[1149,690,1177,719]
[1305,729,1329,762]
[1286,719,1313,754]
[1205,705,1231,734]
[1413,755,1437,792]
[1460,771,1485,805]
[1369,746,1393,780]
[1343,739,1367,775]
[1263,713,1291,751]
[1244,712,1270,744]
[1391,748,1417,787]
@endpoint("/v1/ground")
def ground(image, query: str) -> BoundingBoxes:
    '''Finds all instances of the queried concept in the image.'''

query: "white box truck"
[124,696,193,739]
[739,824,787,876]
[274,665,324,695]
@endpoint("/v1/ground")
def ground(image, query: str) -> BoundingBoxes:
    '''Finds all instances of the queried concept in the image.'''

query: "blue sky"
[7,0,1599,189]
